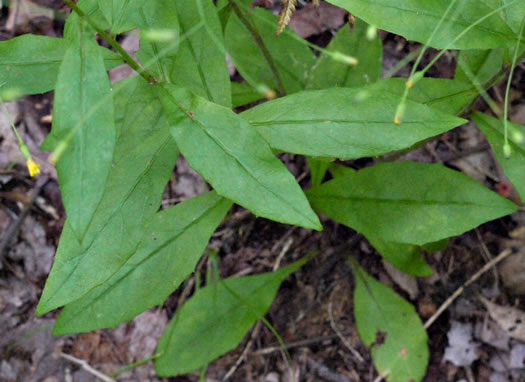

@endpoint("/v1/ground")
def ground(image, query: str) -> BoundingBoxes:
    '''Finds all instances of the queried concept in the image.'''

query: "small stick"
[59,352,116,382]
[222,238,294,380]
[222,320,262,381]
[254,335,339,355]
[328,298,365,363]
[424,248,512,329]
[475,229,499,291]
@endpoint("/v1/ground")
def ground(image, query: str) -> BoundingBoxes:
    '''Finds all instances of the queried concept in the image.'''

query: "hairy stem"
[63,0,157,84]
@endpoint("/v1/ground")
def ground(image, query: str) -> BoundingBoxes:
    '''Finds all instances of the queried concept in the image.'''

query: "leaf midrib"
[249,119,454,126]
[308,194,508,209]
[169,94,318,227]
[58,197,227,328]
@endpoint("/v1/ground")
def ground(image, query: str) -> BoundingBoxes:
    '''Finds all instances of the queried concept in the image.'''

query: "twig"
[271,227,296,253]
[475,229,499,292]
[222,239,294,380]
[59,352,116,382]
[328,299,365,364]
[63,0,156,84]
[424,248,512,329]
[222,320,262,381]
[229,0,286,96]
[273,237,293,271]
[254,335,339,355]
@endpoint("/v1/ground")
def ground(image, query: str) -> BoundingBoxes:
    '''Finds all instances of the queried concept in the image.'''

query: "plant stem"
[503,16,525,157]
[63,0,157,84]
[229,0,286,96]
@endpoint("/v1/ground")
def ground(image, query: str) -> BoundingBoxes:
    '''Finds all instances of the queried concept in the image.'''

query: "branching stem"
[63,0,157,84]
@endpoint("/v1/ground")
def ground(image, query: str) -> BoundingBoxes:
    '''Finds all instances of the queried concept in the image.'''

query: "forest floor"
[1,1,525,382]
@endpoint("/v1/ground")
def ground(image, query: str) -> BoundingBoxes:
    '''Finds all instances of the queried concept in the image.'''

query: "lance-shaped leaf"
[42,23,116,241]
[474,112,525,200]
[53,192,231,335]
[327,165,432,277]
[0,35,121,100]
[326,163,432,276]
[136,0,180,83]
[168,0,231,107]
[307,162,518,245]
[158,85,321,231]
[366,235,433,277]
[37,78,178,314]
[326,0,518,50]
[155,258,308,376]
[354,265,429,382]
[225,7,316,95]
[241,87,467,160]
[307,20,383,89]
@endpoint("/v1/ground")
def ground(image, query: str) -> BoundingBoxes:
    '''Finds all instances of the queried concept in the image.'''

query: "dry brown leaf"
[289,2,347,38]
[382,260,419,300]
[480,296,525,342]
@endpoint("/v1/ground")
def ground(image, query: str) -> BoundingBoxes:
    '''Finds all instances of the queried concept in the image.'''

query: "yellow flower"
[26,159,41,177]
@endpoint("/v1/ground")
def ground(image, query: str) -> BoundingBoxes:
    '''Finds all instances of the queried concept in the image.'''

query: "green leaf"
[136,0,180,83]
[43,23,116,241]
[366,236,433,277]
[307,161,518,245]
[307,157,331,188]
[328,163,431,277]
[0,35,121,100]
[473,112,525,200]
[455,49,504,85]
[326,0,517,50]
[98,0,147,34]
[421,238,449,253]
[368,78,478,115]
[503,0,525,33]
[169,0,231,107]
[307,20,383,89]
[232,82,265,108]
[64,0,111,35]
[155,258,307,376]
[37,78,178,315]
[158,85,322,231]
[328,163,357,178]
[225,7,316,94]
[241,87,467,159]
[353,266,429,382]
[53,192,231,335]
